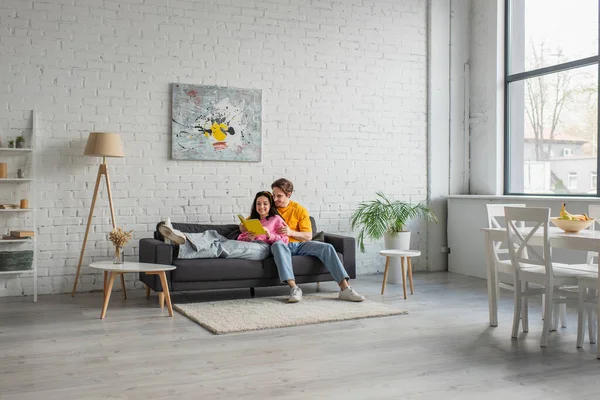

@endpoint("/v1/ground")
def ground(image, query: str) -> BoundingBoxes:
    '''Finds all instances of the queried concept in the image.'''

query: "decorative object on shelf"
[19,199,28,209]
[10,230,34,238]
[7,138,14,148]
[15,136,25,148]
[0,250,34,271]
[0,204,19,209]
[17,168,23,178]
[0,162,6,178]
[73,132,125,295]
[109,227,133,264]
[171,83,262,162]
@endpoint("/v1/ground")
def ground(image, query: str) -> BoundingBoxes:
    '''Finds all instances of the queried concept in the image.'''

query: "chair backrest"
[586,204,600,265]
[486,204,526,261]
[505,207,553,278]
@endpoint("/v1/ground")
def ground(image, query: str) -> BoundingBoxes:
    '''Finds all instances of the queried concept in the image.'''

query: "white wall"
[0,0,430,297]
[427,0,450,271]
[469,0,504,195]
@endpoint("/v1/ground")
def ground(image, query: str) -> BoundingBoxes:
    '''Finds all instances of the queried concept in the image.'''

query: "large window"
[506,0,600,195]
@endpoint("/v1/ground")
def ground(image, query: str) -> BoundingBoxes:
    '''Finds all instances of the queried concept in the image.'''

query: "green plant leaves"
[349,192,438,253]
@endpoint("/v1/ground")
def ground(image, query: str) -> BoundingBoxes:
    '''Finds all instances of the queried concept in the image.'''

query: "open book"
[237,214,267,235]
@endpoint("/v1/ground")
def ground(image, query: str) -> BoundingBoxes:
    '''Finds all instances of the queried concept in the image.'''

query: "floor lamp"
[72,132,125,296]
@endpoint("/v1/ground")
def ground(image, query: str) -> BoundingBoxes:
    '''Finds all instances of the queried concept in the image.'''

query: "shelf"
[0,110,38,302]
[0,179,33,182]
[0,269,32,275]
[0,148,33,155]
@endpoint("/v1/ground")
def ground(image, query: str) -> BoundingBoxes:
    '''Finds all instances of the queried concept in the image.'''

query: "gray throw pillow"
[226,229,242,240]
[312,231,325,242]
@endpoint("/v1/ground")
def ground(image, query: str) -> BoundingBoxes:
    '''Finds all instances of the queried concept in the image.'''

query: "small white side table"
[379,250,421,298]
[89,261,176,319]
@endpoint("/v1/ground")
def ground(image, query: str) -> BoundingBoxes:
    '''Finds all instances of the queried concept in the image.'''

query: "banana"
[560,203,585,220]
[583,213,592,221]
[560,203,570,219]
[560,204,593,221]
[560,203,572,220]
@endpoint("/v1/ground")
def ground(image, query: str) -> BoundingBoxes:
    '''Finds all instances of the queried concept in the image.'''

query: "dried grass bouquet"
[109,227,133,248]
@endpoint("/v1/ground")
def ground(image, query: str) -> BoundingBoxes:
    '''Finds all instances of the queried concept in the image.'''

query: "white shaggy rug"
[173,293,407,334]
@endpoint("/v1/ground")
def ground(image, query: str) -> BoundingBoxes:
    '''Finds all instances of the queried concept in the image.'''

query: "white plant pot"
[384,231,411,284]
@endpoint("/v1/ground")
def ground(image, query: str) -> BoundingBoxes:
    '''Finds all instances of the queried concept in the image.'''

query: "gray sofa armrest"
[139,238,174,292]
[139,238,173,265]
[324,233,356,279]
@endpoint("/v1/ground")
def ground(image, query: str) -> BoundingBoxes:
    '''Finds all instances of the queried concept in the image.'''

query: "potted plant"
[350,192,438,283]
[15,136,24,148]
[8,139,14,148]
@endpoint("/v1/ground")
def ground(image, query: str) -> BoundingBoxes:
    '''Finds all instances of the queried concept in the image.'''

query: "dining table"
[482,226,600,358]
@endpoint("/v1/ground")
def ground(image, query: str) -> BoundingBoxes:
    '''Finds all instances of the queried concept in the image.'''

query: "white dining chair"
[486,204,560,327]
[585,204,600,266]
[505,206,591,347]
[486,204,526,292]
[576,275,598,349]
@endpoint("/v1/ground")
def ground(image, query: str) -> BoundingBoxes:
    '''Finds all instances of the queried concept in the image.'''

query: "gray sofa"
[138,217,356,296]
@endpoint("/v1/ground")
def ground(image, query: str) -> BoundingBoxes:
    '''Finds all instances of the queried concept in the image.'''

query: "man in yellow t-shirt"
[270,178,365,303]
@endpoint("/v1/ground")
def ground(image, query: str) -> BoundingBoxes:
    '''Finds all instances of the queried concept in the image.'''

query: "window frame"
[504,0,600,196]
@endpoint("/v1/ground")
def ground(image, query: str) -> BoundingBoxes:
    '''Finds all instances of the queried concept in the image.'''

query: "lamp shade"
[83,132,124,158]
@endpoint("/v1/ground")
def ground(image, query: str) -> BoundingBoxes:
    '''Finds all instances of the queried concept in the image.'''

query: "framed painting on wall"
[171,83,262,161]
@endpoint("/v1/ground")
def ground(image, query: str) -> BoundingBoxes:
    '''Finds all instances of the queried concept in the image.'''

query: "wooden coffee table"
[89,261,176,319]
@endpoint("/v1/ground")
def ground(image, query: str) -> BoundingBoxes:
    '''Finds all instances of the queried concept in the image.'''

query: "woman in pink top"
[238,191,289,245]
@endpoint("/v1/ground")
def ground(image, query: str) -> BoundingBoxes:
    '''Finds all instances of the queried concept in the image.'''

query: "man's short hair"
[271,178,294,195]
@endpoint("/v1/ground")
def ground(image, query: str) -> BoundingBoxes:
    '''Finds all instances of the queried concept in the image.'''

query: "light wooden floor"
[1,273,599,400]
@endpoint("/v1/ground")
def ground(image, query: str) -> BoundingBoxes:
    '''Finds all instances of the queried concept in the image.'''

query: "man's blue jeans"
[271,241,349,284]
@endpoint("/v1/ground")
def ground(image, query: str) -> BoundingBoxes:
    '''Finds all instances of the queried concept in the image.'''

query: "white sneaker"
[288,286,302,303]
[158,221,186,245]
[339,286,365,302]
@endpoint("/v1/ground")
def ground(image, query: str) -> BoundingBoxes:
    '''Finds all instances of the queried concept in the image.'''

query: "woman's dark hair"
[249,191,283,220]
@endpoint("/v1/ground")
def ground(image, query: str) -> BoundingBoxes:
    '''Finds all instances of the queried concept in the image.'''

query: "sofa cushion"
[261,253,344,277]
[311,231,325,242]
[172,258,276,282]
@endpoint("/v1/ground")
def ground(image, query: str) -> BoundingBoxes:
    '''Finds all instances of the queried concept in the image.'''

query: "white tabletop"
[89,261,176,273]
[379,249,421,257]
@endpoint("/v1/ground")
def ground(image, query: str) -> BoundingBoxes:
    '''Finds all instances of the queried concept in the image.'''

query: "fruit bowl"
[550,217,595,233]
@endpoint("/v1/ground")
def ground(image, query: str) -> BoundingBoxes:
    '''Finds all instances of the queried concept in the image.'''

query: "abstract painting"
[171,84,262,161]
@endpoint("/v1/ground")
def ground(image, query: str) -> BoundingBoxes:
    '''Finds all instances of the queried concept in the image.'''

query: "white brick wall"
[0,0,428,297]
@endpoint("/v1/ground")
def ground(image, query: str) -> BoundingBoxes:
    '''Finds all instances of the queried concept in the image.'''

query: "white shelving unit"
[0,110,38,302]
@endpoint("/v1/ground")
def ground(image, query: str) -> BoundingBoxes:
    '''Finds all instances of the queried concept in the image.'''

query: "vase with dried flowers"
[109,227,133,264]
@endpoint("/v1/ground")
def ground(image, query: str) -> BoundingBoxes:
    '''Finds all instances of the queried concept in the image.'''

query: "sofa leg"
[158,292,165,308]
[316,282,320,292]
[250,287,255,297]
[145,285,150,298]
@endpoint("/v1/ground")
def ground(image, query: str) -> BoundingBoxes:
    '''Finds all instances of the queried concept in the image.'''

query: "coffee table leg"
[101,272,117,319]
[103,271,108,293]
[407,257,414,294]
[401,257,407,300]
[381,256,390,295]
[121,274,127,300]
[158,271,173,317]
